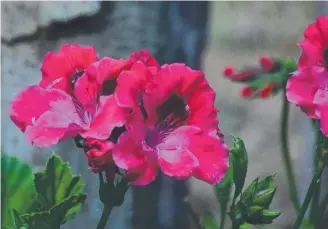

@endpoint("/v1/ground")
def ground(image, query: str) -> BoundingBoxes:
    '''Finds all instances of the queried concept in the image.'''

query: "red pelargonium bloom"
[84,138,116,174]
[259,83,277,98]
[298,16,328,69]
[223,57,275,82]
[286,67,328,134]
[113,63,229,185]
[9,72,129,147]
[241,86,254,98]
[40,44,99,93]
[260,56,275,72]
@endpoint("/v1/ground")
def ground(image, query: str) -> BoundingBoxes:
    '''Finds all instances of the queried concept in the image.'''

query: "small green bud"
[259,209,281,224]
[253,187,277,208]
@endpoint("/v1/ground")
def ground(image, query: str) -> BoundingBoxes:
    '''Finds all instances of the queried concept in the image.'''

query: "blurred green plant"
[1,154,86,229]
[1,155,36,227]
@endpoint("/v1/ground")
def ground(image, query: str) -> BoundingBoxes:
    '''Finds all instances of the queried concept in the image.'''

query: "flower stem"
[280,88,300,212]
[96,173,113,229]
[310,122,323,224]
[230,192,239,229]
[292,162,325,229]
[96,204,113,229]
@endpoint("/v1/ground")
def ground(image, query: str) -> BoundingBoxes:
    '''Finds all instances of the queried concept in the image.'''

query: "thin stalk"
[310,123,323,224]
[292,163,325,229]
[96,204,113,229]
[230,192,239,229]
[280,88,300,212]
[96,173,113,229]
[314,190,328,229]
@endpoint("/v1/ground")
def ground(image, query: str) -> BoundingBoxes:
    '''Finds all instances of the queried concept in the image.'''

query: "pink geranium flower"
[286,16,328,135]
[113,62,229,185]
[9,72,129,148]
[40,44,99,93]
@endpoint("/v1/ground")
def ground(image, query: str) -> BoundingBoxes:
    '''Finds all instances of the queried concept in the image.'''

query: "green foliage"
[232,174,280,226]
[1,155,36,227]
[202,211,219,229]
[230,136,248,199]
[215,154,233,229]
[1,155,86,229]
[33,155,86,222]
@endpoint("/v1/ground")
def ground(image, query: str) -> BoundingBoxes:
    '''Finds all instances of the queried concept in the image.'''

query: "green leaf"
[1,155,36,227]
[22,194,87,229]
[9,209,28,229]
[33,155,85,223]
[230,136,248,198]
[202,211,218,229]
[214,158,233,229]
[240,223,252,229]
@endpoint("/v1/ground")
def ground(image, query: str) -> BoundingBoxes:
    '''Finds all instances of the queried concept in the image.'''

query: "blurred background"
[2,1,327,229]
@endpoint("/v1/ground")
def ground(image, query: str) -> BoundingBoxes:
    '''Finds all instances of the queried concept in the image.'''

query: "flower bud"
[253,187,276,208]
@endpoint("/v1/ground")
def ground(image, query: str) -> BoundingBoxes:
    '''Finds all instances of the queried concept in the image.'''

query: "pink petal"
[112,132,148,170]
[74,72,100,116]
[130,162,158,186]
[87,57,131,85]
[190,133,229,185]
[115,62,152,109]
[157,126,200,179]
[286,68,320,105]
[319,105,328,136]
[314,88,328,106]
[316,16,328,42]
[113,127,158,186]
[298,40,324,68]
[9,85,79,132]
[24,110,83,147]
[81,95,129,139]
[158,148,199,179]
[128,49,160,69]
[59,44,98,69]
[40,44,98,92]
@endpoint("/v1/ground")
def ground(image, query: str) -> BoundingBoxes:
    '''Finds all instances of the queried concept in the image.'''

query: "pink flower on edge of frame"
[9,72,129,148]
[297,16,328,69]
[113,62,229,185]
[286,16,328,136]
[286,67,328,134]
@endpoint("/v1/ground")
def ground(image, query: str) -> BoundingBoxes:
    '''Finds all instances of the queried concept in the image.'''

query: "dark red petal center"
[69,70,85,89]
[145,95,190,148]
[102,79,118,96]
[323,47,328,69]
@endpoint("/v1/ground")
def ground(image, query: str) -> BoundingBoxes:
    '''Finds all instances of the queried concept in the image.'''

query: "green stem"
[96,204,113,229]
[230,193,239,229]
[292,163,325,229]
[96,173,113,229]
[310,123,323,224]
[280,88,300,212]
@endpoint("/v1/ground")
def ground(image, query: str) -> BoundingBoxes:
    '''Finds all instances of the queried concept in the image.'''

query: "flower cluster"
[286,16,328,136]
[223,56,283,99]
[9,44,229,186]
